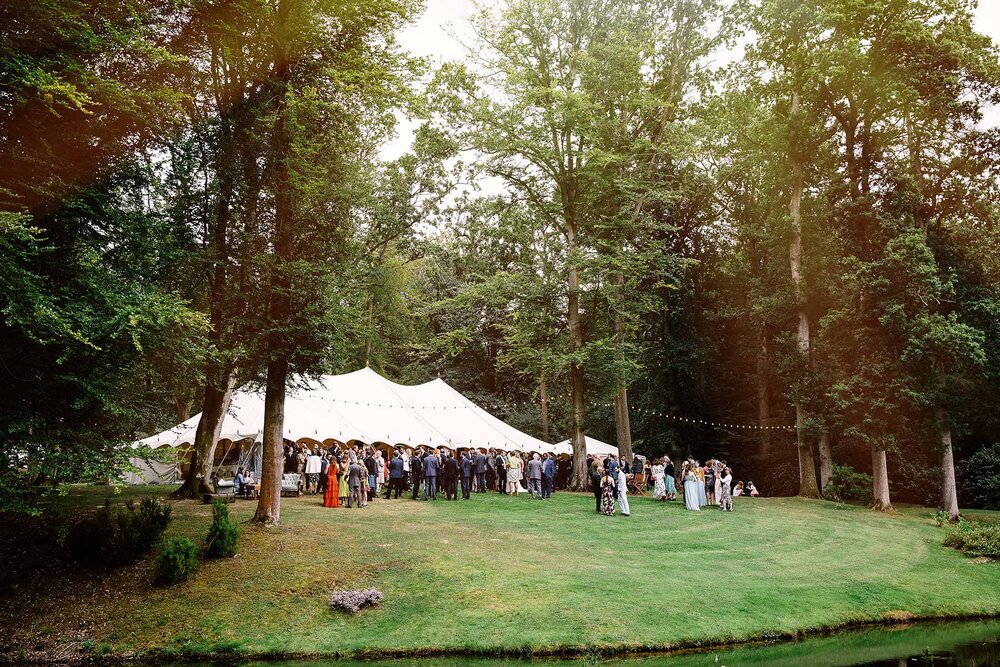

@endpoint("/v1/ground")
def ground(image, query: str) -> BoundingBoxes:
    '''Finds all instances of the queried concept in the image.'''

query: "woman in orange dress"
[324,457,339,507]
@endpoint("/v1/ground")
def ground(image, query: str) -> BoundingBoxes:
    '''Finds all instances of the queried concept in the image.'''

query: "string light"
[321,395,795,431]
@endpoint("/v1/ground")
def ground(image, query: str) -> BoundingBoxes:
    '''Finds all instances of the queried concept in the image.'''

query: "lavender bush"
[328,588,383,613]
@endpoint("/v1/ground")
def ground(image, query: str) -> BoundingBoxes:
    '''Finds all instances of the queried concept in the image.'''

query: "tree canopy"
[2,0,999,516]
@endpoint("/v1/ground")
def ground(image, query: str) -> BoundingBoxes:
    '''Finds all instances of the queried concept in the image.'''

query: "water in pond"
[176,620,1000,666]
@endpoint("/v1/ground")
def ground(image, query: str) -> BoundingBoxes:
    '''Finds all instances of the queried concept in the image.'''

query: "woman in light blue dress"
[682,463,701,511]
[695,461,708,507]
[664,457,677,500]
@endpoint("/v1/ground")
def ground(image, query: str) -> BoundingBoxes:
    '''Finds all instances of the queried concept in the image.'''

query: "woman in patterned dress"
[507,452,523,495]
[375,449,385,496]
[651,459,667,500]
[704,461,716,506]
[695,461,708,507]
[713,460,724,505]
[600,469,616,515]
[719,466,733,511]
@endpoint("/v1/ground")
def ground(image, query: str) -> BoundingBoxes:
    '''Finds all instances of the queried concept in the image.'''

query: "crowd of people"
[229,443,759,514]
[667,457,759,511]
[260,442,571,509]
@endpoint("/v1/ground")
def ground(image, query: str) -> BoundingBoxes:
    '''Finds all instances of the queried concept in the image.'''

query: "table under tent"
[130,367,555,485]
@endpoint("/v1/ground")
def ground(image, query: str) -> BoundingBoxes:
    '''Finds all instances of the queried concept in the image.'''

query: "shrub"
[961,443,1000,510]
[66,497,172,565]
[824,464,872,504]
[206,499,241,558]
[66,504,117,563]
[156,536,198,584]
[888,450,939,506]
[328,588,383,613]
[943,519,1000,559]
[931,509,953,527]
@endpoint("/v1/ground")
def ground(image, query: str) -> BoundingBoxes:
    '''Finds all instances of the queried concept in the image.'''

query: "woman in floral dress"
[600,469,617,515]
[719,466,733,512]
[651,459,667,500]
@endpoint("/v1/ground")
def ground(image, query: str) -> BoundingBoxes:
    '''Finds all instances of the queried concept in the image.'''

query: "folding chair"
[629,472,647,496]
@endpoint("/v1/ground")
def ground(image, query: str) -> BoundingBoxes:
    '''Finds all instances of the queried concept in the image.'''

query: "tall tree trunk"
[174,368,237,498]
[539,376,550,442]
[756,328,772,456]
[176,106,237,498]
[254,359,287,524]
[613,385,633,463]
[612,275,633,464]
[566,213,588,491]
[254,11,293,524]
[871,446,892,510]
[484,334,498,393]
[788,89,821,499]
[818,429,832,492]
[193,368,237,490]
[364,292,375,366]
[795,408,821,498]
[937,407,960,522]
[174,391,194,422]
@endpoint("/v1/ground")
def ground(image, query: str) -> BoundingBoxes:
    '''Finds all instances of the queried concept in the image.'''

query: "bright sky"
[386,0,1000,157]
[396,0,482,64]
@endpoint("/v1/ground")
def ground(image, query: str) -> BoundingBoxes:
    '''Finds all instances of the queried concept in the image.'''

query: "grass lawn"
[2,486,999,661]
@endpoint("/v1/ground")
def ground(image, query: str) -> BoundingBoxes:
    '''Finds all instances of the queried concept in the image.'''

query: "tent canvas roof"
[552,435,620,457]
[136,367,554,454]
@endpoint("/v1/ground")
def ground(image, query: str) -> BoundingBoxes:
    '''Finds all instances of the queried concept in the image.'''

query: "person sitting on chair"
[233,467,246,496]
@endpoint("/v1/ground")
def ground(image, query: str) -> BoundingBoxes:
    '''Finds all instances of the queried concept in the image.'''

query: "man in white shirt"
[304,448,322,495]
[616,464,631,517]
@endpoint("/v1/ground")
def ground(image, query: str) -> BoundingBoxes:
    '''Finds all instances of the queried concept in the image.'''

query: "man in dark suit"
[495,451,507,493]
[410,449,423,500]
[542,453,556,499]
[606,455,619,484]
[423,448,438,500]
[485,448,496,491]
[473,450,487,493]
[460,451,473,499]
[363,449,377,502]
[443,452,459,500]
[386,451,404,499]
[318,454,329,495]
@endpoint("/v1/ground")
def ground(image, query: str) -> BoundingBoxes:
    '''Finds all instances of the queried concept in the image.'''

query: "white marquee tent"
[135,367,555,457]
[552,435,619,458]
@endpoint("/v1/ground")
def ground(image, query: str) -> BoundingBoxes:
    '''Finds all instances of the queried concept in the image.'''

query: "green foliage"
[206,499,241,558]
[823,465,873,504]
[961,444,1000,510]
[943,519,1000,559]
[66,497,172,565]
[4,0,1000,514]
[0,161,211,512]
[0,0,188,213]
[155,536,198,585]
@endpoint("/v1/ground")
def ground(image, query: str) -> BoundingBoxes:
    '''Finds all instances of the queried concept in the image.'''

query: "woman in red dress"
[324,458,339,507]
